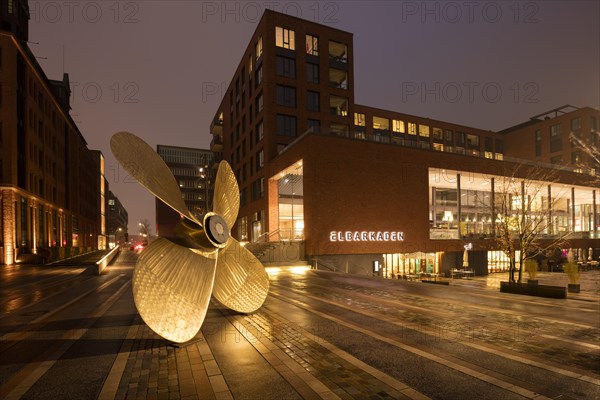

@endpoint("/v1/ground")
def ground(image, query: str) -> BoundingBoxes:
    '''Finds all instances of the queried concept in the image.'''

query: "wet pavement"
[0,251,598,399]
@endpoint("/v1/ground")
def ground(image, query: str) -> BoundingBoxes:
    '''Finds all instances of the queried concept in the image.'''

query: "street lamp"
[109,227,123,249]
[139,222,149,245]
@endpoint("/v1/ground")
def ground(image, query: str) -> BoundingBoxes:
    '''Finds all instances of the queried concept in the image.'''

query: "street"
[0,250,598,399]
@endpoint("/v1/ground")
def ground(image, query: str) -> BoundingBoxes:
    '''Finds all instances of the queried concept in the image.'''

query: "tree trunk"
[509,257,516,282]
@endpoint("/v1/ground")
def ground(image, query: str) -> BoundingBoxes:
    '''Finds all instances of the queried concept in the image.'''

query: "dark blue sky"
[29,1,599,234]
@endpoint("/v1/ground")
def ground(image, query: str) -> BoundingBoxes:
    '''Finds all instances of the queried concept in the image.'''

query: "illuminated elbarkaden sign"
[329,231,405,242]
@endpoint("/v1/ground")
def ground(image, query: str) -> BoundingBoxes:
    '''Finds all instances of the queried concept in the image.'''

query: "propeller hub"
[205,214,229,245]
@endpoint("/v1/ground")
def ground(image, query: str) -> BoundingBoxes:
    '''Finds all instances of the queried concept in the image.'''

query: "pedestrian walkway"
[447,270,600,300]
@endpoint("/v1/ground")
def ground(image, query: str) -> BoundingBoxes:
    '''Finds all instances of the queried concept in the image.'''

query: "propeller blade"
[110,131,199,224]
[212,237,269,313]
[212,161,240,231]
[132,238,218,343]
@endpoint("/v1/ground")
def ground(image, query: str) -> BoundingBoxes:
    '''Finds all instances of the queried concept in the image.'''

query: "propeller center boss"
[204,213,229,247]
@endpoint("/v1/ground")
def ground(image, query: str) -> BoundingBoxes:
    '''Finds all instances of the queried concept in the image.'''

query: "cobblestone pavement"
[0,252,598,399]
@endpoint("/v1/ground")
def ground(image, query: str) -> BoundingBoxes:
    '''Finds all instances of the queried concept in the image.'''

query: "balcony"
[210,113,224,136]
[210,135,223,152]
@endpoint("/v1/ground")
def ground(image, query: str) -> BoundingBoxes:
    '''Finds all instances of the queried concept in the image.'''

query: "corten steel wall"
[270,132,600,258]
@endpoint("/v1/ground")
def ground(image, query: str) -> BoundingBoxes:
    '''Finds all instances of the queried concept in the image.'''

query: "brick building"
[0,0,103,264]
[208,10,599,276]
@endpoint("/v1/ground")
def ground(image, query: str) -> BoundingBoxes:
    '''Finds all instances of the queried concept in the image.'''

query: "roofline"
[1,32,87,145]
[156,144,211,153]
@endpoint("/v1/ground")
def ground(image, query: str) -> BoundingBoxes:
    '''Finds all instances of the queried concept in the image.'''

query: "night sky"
[28,1,599,235]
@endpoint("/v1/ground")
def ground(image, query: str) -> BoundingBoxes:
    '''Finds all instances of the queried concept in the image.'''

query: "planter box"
[567,283,580,293]
[421,280,450,285]
[500,281,566,299]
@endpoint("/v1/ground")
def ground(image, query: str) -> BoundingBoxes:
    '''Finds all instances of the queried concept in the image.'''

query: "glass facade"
[429,168,598,240]
[275,161,304,241]
[383,252,441,279]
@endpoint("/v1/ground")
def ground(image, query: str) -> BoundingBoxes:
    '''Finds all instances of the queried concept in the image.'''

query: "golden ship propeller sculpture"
[111,132,269,343]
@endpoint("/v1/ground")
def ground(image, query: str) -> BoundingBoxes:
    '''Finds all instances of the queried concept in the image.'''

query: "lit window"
[255,36,263,60]
[248,55,253,74]
[407,122,417,135]
[419,125,430,137]
[373,117,389,131]
[329,95,348,116]
[306,34,318,56]
[392,119,405,133]
[276,26,295,50]
[354,113,366,127]
[329,68,348,89]
[329,40,347,63]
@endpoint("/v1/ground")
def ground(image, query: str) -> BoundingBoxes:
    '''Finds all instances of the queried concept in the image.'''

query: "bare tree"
[570,129,600,185]
[139,219,153,243]
[493,165,571,283]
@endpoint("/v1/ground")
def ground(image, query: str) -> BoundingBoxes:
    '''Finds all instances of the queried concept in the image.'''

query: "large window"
[307,119,320,132]
[255,94,263,115]
[329,95,348,116]
[329,40,347,63]
[419,124,430,138]
[276,85,296,107]
[255,36,263,60]
[570,117,581,138]
[252,178,265,200]
[550,123,562,152]
[330,123,349,136]
[276,56,296,78]
[306,34,318,56]
[354,113,366,127]
[306,63,319,83]
[407,122,417,135]
[393,119,405,133]
[373,116,389,132]
[495,139,504,160]
[276,26,295,50]
[256,149,264,170]
[329,68,348,89]
[256,121,263,143]
[307,91,320,112]
[255,65,263,87]
[466,134,479,156]
[484,137,493,159]
[277,114,297,137]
